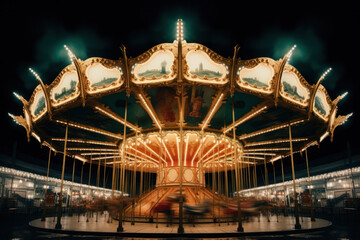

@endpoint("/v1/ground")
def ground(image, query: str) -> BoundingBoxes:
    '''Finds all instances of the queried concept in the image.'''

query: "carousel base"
[29,214,332,238]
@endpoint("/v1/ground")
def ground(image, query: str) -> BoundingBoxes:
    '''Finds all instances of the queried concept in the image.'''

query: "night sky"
[1,1,359,174]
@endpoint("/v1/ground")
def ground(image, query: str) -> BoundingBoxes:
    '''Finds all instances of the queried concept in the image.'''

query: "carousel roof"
[9,20,351,172]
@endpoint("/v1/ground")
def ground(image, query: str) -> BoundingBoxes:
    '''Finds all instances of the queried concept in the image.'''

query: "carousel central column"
[177,19,185,234]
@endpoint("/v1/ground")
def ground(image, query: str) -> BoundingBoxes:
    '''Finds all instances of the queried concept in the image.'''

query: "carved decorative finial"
[8,113,31,142]
[330,112,353,141]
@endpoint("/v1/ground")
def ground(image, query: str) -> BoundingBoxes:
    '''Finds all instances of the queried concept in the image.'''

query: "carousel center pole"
[177,19,185,234]
[55,120,69,229]
[289,124,301,229]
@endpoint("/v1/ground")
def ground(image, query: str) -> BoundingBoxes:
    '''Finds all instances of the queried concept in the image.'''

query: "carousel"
[10,20,350,236]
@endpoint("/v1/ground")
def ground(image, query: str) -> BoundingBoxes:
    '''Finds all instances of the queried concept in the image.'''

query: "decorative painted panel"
[314,86,331,120]
[133,50,175,83]
[238,63,274,92]
[86,63,123,94]
[148,87,179,127]
[184,168,194,182]
[30,85,47,119]
[236,58,276,95]
[185,50,228,84]
[280,70,310,106]
[167,168,178,182]
[185,86,216,126]
[50,71,79,106]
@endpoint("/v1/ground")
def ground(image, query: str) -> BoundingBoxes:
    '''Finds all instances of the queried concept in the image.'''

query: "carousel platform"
[29,214,332,238]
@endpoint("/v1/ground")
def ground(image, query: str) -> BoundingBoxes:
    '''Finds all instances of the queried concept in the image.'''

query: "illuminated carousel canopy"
[10,20,351,181]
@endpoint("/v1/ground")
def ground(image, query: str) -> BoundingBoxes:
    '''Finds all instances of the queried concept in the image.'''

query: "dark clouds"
[17,21,113,91]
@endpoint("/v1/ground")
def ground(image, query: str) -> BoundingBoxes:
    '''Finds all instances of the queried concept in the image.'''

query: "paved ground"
[29,213,331,236]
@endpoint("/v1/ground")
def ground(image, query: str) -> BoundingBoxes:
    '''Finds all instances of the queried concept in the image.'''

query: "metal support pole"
[131,146,137,225]
[42,148,52,221]
[117,95,128,232]
[80,162,84,197]
[253,159,257,188]
[272,163,276,184]
[96,158,101,187]
[111,157,116,197]
[305,149,315,221]
[224,145,229,225]
[281,157,288,216]
[68,157,75,216]
[139,160,144,216]
[55,121,69,229]
[88,155,92,186]
[232,96,243,232]
[264,157,269,186]
[103,157,106,188]
[289,124,301,229]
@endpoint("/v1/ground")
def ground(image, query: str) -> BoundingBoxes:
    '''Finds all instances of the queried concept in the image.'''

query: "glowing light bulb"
[176,19,184,41]
[340,91,348,99]
[28,68,42,82]
[64,45,75,64]
[13,92,21,100]
[285,44,297,63]
[320,67,332,81]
